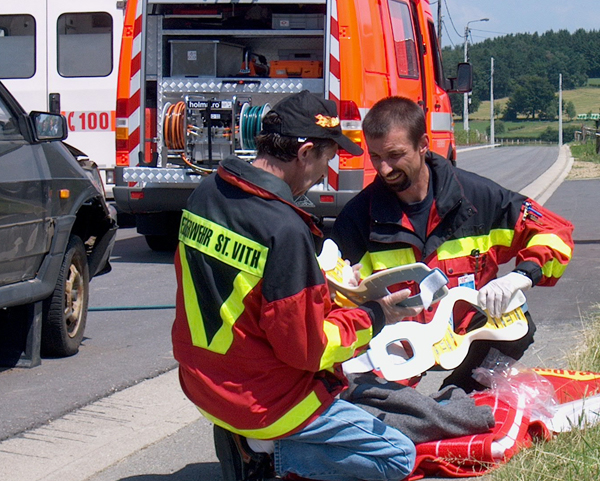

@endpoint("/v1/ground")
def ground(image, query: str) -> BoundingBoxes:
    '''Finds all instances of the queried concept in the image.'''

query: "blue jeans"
[273,399,416,481]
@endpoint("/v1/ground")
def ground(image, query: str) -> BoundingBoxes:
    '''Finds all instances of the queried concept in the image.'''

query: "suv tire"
[41,236,90,357]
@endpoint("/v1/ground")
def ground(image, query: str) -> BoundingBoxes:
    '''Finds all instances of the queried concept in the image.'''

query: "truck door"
[0,1,48,110]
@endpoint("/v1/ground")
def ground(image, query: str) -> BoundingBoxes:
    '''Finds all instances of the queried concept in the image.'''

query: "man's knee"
[381,433,416,480]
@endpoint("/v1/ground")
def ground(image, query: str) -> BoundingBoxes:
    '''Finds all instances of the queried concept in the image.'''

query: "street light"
[463,17,489,143]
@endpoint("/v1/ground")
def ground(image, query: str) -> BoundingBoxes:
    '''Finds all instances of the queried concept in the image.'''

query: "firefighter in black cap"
[172,91,419,481]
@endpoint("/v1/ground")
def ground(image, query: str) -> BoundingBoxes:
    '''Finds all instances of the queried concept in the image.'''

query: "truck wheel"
[41,236,89,357]
[145,234,179,252]
[447,146,457,167]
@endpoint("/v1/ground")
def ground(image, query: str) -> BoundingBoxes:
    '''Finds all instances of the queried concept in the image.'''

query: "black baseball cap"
[262,90,363,156]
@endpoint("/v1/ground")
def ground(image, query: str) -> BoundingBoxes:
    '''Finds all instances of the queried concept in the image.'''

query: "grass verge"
[486,311,600,481]
[570,140,600,163]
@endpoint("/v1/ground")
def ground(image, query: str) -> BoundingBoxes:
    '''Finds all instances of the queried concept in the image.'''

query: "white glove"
[477,272,532,318]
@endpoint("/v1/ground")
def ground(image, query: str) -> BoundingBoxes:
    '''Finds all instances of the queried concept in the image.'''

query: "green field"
[472,86,600,121]
[453,84,600,144]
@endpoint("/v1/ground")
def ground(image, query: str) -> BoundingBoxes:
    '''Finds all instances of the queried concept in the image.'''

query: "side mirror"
[446,63,473,94]
[30,111,68,141]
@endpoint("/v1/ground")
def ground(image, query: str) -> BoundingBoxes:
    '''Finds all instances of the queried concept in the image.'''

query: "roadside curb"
[456,144,501,153]
[0,368,203,481]
[519,144,574,205]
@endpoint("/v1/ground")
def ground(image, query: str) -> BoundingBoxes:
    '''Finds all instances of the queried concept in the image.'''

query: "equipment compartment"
[150,2,328,169]
[169,40,244,77]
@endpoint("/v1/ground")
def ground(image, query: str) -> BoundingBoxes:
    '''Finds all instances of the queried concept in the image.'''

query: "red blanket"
[409,369,600,479]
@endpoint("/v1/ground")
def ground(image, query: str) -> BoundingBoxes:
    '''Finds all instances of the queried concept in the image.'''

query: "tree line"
[442,29,600,120]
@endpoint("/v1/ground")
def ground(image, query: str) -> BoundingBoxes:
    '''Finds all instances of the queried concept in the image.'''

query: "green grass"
[489,429,600,481]
[454,119,588,144]
[568,309,600,373]
[570,140,600,163]
[486,312,600,481]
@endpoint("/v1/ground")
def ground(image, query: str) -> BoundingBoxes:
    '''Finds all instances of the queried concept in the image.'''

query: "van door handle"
[49,93,61,114]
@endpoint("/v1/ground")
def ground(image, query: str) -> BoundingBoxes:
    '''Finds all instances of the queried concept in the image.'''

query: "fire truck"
[114,0,471,251]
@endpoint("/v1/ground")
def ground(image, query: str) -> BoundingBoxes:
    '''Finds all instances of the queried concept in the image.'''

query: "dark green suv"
[0,81,117,366]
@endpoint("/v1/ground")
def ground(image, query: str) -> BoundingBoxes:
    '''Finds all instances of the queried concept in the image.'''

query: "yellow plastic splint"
[343,286,528,381]
[317,239,448,308]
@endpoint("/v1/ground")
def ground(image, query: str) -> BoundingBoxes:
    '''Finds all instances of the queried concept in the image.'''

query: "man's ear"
[419,134,430,156]
[297,141,315,162]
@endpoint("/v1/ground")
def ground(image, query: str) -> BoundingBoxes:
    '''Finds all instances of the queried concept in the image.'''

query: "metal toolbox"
[270,60,323,78]
[169,40,243,77]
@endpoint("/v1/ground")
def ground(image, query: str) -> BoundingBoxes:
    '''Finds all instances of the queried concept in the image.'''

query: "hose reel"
[163,101,186,151]
[161,98,271,169]
[239,103,271,151]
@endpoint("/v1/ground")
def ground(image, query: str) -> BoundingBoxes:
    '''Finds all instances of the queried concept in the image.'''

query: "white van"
[0,0,125,196]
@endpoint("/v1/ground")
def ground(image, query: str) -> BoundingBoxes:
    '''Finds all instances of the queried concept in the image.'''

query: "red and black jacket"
[331,151,574,331]
[172,156,385,439]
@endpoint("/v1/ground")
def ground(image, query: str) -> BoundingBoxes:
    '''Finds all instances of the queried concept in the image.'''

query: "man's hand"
[477,272,532,318]
[345,262,362,287]
[375,288,424,325]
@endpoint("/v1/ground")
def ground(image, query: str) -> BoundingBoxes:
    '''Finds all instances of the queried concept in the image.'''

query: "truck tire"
[145,233,179,252]
[41,235,89,357]
[447,146,457,167]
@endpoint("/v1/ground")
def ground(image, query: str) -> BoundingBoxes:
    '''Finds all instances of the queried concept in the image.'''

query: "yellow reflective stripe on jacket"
[359,248,416,277]
[541,258,568,279]
[198,390,323,439]
[437,229,514,260]
[179,209,269,277]
[319,322,372,371]
[179,245,261,354]
[178,210,267,354]
[179,245,208,347]
[526,233,573,259]
[212,271,261,353]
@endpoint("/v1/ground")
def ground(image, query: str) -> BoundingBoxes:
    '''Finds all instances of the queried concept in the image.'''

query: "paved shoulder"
[0,369,207,481]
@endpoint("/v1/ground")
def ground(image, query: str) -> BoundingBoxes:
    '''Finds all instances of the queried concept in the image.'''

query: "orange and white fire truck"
[114,0,471,251]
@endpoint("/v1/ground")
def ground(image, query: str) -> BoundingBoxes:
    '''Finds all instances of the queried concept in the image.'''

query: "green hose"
[89,305,175,312]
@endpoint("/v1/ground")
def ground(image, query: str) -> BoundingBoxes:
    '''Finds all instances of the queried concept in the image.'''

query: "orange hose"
[164,101,186,150]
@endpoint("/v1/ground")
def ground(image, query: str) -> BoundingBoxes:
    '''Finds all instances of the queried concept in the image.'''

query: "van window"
[388,0,419,79]
[0,14,36,79]
[57,12,113,78]
[0,96,24,140]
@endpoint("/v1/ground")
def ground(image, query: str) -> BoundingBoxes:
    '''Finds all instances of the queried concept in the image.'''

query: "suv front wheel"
[41,236,90,357]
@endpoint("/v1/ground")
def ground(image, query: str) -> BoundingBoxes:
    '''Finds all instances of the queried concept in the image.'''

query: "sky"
[436,0,600,49]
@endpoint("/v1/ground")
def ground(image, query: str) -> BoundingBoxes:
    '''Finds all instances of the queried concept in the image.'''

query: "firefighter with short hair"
[332,96,574,392]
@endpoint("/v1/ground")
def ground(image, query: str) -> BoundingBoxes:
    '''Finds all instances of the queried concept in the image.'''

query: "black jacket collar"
[220,156,295,203]
[370,151,469,222]
[219,156,323,236]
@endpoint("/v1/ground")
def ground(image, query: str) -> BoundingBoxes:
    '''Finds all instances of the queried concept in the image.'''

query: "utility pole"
[463,18,489,144]
[463,27,469,142]
[559,73,563,146]
[437,0,443,47]
[490,57,495,146]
